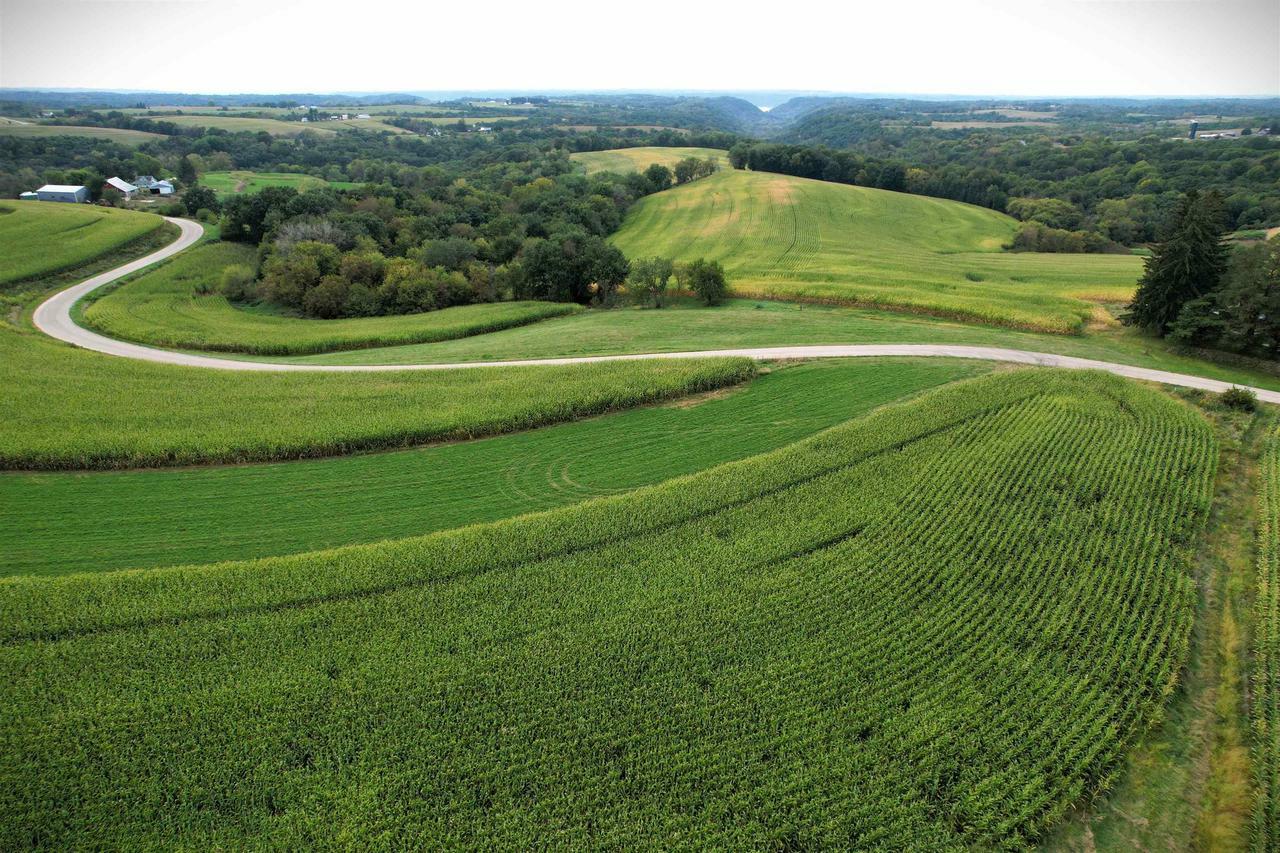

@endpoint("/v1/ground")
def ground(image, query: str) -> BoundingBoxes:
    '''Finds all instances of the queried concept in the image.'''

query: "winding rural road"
[32,216,1280,404]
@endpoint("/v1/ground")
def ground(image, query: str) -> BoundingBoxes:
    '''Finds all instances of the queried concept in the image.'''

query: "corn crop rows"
[1255,429,1280,851]
[0,370,1215,849]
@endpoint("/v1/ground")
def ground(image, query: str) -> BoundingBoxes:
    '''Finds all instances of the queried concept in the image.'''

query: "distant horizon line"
[4,87,1278,103]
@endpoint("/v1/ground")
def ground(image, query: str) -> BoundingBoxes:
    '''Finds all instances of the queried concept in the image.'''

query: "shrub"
[302,274,351,319]
[628,256,674,308]
[1220,386,1258,412]
[679,258,729,305]
[217,264,256,301]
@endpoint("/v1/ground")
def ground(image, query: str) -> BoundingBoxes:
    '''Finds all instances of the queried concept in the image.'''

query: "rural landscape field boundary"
[31,218,1280,405]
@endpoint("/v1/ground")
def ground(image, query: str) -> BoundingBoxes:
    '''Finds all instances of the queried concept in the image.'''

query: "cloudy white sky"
[1,0,1277,97]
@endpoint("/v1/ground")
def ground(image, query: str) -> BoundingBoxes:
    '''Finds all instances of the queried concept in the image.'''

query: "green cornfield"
[0,201,164,288]
[1254,428,1280,849]
[0,369,1217,848]
[0,359,984,576]
[82,241,582,355]
[0,321,753,469]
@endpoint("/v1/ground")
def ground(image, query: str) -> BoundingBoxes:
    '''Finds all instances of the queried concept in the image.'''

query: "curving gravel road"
[31,216,1280,404]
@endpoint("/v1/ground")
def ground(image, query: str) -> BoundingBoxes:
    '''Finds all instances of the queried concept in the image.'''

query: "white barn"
[104,177,138,198]
[36,184,89,203]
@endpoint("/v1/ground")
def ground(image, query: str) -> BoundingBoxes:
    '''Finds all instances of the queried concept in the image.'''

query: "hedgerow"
[1254,429,1280,849]
[0,369,1216,848]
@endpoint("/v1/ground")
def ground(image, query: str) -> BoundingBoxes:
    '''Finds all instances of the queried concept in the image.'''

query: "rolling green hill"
[0,124,166,144]
[82,241,579,355]
[571,146,729,174]
[0,369,1216,848]
[609,169,1142,333]
[0,201,164,288]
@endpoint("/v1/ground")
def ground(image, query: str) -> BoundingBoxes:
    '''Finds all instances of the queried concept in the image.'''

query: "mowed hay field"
[82,241,582,355]
[571,146,729,174]
[0,359,984,576]
[0,201,164,287]
[201,170,359,197]
[0,369,1216,847]
[154,115,338,135]
[0,123,166,144]
[610,169,1142,333]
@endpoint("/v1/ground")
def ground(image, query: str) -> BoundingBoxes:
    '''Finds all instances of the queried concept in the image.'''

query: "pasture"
[83,241,582,354]
[200,170,359,196]
[0,369,1216,847]
[0,202,163,288]
[0,123,165,144]
[609,169,1141,333]
[0,321,750,469]
[571,146,729,174]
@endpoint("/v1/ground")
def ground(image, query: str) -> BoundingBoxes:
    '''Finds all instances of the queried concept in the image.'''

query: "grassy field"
[0,123,166,144]
[571,146,729,174]
[0,369,1215,847]
[153,114,338,135]
[200,171,360,196]
[81,241,584,354]
[332,117,410,133]
[0,201,164,288]
[930,119,1058,129]
[409,115,529,125]
[609,169,1141,333]
[0,358,983,576]
[276,298,1280,393]
[0,318,750,469]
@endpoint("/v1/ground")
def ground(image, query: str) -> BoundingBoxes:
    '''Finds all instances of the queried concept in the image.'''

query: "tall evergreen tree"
[1123,190,1228,335]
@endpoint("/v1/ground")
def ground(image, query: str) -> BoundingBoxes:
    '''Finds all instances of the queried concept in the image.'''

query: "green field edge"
[187,298,1280,394]
[0,359,987,577]
[3,219,178,314]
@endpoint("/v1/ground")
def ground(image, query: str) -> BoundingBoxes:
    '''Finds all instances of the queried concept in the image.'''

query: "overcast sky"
[1,0,1277,98]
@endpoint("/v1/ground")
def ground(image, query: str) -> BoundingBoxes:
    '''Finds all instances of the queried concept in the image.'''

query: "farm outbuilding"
[35,184,89,203]
[133,176,175,195]
[19,191,37,200]
[104,177,138,198]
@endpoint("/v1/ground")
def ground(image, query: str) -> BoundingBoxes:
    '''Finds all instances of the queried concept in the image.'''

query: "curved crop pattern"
[0,370,1215,848]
